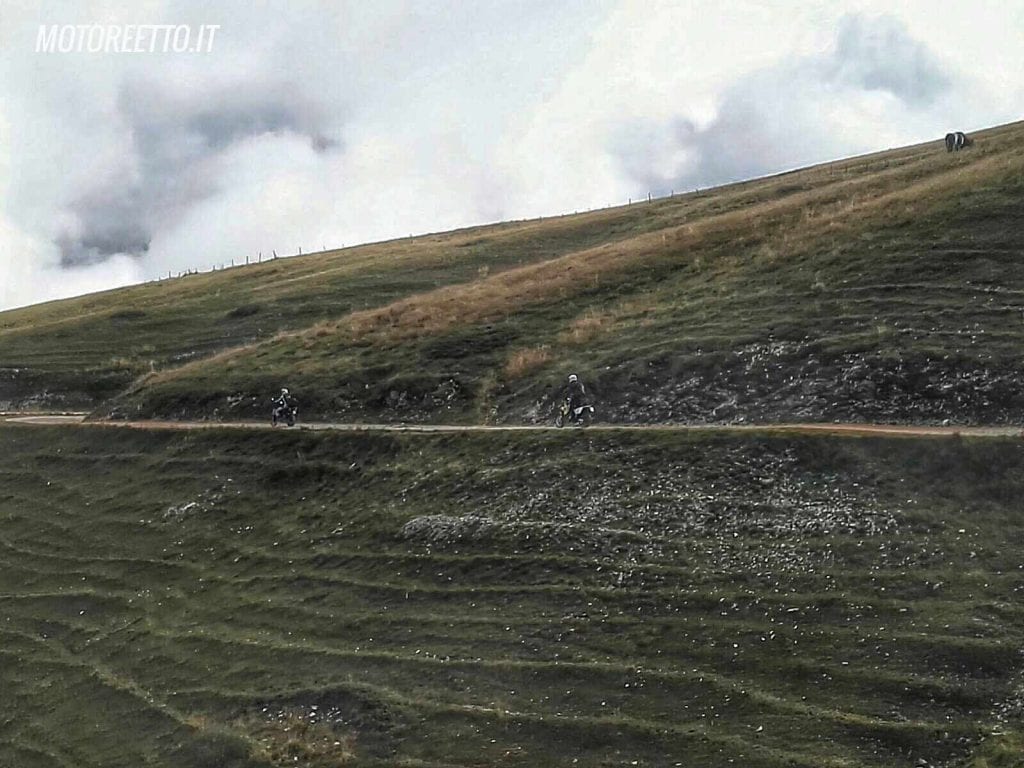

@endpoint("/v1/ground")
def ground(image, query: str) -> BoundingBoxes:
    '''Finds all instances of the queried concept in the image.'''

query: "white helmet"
[281,388,289,395]
[568,374,578,383]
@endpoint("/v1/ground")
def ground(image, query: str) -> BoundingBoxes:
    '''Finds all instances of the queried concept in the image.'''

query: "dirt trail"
[2,414,1021,438]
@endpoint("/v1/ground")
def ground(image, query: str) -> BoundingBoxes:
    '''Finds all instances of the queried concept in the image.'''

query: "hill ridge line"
[130,141,1018,397]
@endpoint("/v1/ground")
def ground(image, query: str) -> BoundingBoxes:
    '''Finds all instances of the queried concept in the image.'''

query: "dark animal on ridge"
[945,131,973,152]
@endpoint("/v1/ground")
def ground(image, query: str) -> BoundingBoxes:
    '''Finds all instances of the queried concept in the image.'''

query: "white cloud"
[1,0,1021,309]
[0,214,144,310]
[500,1,1021,207]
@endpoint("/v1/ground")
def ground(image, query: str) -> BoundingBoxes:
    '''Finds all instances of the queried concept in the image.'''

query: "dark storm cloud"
[614,13,954,197]
[57,187,151,266]
[829,14,950,105]
[57,78,339,267]
[121,79,337,160]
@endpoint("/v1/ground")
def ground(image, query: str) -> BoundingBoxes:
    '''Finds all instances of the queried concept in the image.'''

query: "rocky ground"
[400,443,901,584]
[512,342,1024,427]
[0,366,131,412]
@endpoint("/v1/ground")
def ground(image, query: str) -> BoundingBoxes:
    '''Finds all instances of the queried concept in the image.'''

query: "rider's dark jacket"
[561,379,586,406]
[272,394,294,411]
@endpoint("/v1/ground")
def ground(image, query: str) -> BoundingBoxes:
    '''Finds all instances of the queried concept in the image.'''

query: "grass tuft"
[504,346,552,379]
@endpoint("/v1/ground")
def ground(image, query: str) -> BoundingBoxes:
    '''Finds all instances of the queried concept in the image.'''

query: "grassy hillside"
[3,423,1024,767]
[113,119,1024,425]
[9,119,1024,768]
[3,120,1023,423]
[0,162,854,412]
[0,212,672,409]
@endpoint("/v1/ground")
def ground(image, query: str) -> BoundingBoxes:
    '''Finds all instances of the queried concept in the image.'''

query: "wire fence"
[154,188,699,282]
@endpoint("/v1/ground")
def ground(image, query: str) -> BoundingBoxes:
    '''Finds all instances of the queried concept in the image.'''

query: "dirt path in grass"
[3,413,1022,439]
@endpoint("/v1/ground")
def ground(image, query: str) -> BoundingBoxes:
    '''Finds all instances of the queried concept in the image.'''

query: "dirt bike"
[271,403,297,427]
[555,399,595,427]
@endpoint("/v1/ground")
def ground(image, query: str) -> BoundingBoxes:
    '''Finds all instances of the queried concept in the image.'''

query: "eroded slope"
[113,121,1024,425]
[3,424,1024,767]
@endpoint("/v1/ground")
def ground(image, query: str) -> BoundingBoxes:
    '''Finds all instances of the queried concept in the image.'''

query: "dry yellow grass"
[557,296,663,346]
[559,310,611,345]
[135,124,1024,390]
[334,148,1012,345]
[503,345,552,378]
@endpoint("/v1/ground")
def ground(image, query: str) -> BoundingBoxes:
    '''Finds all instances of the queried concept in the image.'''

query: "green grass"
[0,202,698,408]
[100,119,1024,424]
[4,423,1024,766]
[4,120,1024,422]
[0,151,858,410]
[6,120,1024,768]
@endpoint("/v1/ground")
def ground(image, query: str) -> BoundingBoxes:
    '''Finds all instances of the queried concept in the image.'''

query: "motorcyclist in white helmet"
[561,374,587,422]
[271,387,295,425]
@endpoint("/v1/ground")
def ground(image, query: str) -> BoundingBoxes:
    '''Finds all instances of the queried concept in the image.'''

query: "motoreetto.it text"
[36,24,220,54]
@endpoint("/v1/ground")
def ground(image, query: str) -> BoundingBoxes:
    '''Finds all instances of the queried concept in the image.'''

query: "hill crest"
[3,120,1024,425]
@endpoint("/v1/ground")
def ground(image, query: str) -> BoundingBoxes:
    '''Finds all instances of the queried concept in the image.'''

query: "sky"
[0,0,1022,310]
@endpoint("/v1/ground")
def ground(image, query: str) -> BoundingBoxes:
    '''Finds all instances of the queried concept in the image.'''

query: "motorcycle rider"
[561,373,587,423]
[271,387,295,425]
